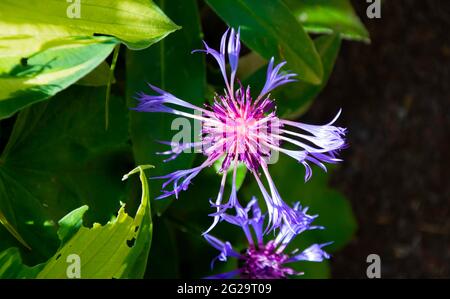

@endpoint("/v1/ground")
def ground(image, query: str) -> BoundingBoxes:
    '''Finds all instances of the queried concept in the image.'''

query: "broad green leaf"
[126,0,206,215]
[76,61,115,87]
[297,259,331,279]
[284,0,370,42]
[146,217,180,278]
[206,0,323,85]
[282,225,332,278]
[0,86,130,262]
[0,210,30,250]
[0,0,180,118]
[275,34,342,118]
[244,34,341,118]
[37,165,152,278]
[0,247,44,278]
[0,165,153,279]
[57,205,89,246]
[296,187,357,252]
[0,36,117,119]
[0,0,179,52]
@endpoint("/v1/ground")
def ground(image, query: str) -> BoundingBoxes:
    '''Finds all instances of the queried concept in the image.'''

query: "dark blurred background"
[302,0,449,278]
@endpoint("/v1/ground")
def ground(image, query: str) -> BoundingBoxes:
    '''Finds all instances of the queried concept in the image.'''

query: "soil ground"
[303,0,449,278]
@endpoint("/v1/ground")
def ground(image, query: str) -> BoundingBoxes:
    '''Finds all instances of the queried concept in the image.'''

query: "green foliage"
[0,36,118,119]
[38,165,152,278]
[213,158,248,191]
[245,34,342,118]
[0,165,152,278]
[240,156,357,278]
[0,0,179,51]
[0,248,44,278]
[126,0,206,215]
[284,0,370,42]
[0,0,369,279]
[206,0,323,85]
[0,0,179,119]
[0,86,131,261]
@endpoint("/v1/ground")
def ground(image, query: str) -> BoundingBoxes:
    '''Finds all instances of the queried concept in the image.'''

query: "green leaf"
[213,158,248,191]
[0,165,153,279]
[278,163,357,252]
[282,225,333,278]
[0,0,180,119]
[0,0,179,51]
[162,165,251,278]
[206,0,323,85]
[57,206,89,246]
[0,86,131,262]
[36,165,152,278]
[126,0,206,215]
[244,155,357,252]
[105,44,121,130]
[0,36,118,119]
[76,61,115,87]
[0,247,44,278]
[296,259,331,279]
[0,210,30,250]
[275,34,342,118]
[146,217,180,278]
[283,0,370,42]
[243,34,341,118]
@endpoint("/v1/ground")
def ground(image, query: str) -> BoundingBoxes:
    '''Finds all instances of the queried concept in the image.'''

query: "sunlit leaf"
[0,247,43,278]
[0,165,153,279]
[37,165,152,278]
[284,0,370,42]
[0,0,179,52]
[0,210,30,250]
[0,36,117,119]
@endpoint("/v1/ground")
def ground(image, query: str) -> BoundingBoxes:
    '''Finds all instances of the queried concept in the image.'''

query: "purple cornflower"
[204,199,331,279]
[134,28,346,232]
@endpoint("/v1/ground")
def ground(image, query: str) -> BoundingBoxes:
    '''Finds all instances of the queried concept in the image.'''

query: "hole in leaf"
[126,237,136,248]
[56,253,62,260]
[134,226,139,233]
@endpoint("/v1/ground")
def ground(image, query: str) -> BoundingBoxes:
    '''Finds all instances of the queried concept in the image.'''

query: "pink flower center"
[202,88,281,172]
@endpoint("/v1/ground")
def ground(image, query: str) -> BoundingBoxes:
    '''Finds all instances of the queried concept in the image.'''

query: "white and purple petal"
[152,155,219,200]
[203,234,240,269]
[258,57,297,100]
[288,242,332,263]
